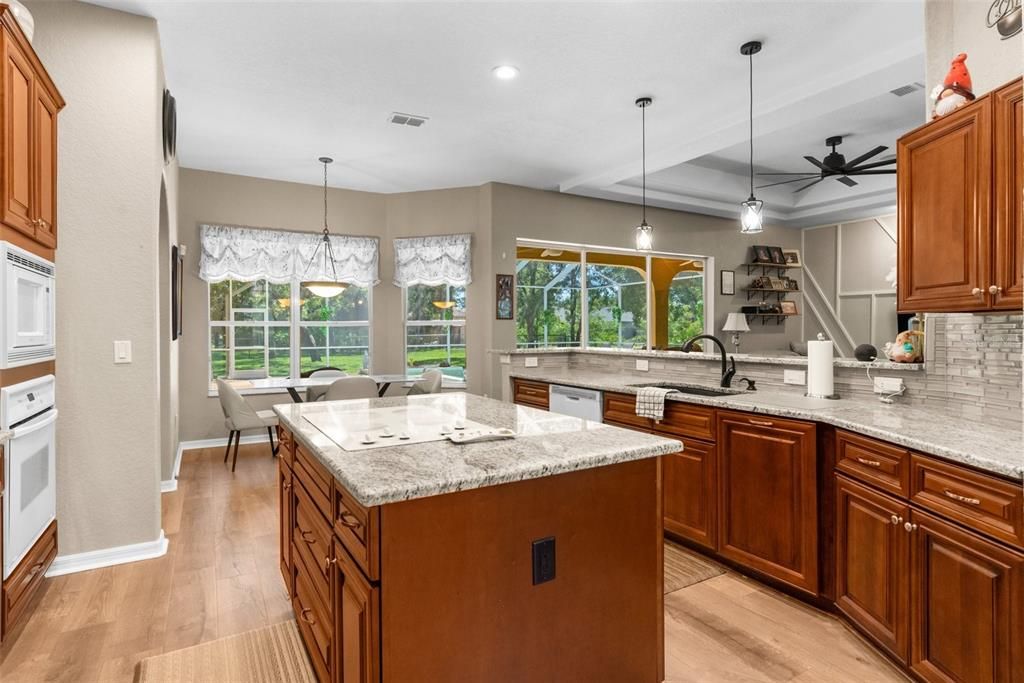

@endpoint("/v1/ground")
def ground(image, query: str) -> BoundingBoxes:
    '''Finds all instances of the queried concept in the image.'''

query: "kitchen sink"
[630,382,743,397]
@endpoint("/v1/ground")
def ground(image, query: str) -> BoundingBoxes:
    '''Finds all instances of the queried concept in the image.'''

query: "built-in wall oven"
[0,242,56,368]
[2,374,57,579]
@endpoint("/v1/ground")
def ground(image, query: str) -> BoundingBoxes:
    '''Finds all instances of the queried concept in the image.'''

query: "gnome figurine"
[931,53,975,119]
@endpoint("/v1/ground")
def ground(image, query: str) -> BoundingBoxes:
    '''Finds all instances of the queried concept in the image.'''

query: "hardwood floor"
[0,444,908,682]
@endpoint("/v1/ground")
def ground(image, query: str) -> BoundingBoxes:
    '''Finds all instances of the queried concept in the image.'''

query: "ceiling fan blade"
[845,169,898,175]
[757,176,823,189]
[803,156,828,171]
[836,176,858,187]
[848,157,896,172]
[794,178,825,193]
[756,172,820,176]
[843,145,887,170]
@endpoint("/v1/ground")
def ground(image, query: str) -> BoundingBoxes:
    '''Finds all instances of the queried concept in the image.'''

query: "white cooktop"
[302,403,497,451]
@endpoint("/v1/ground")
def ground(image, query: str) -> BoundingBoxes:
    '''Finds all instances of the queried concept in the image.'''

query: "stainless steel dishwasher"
[548,384,603,422]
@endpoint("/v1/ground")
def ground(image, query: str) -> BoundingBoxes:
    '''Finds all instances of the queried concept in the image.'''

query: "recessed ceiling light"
[492,65,519,80]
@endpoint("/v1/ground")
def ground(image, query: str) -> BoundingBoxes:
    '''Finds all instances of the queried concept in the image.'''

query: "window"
[515,241,710,351]
[404,284,466,379]
[209,280,371,379]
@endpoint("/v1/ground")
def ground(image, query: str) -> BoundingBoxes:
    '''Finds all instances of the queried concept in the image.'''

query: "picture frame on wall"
[720,269,735,295]
[782,249,802,267]
[496,274,514,320]
[768,246,786,265]
[780,300,798,315]
[751,245,772,263]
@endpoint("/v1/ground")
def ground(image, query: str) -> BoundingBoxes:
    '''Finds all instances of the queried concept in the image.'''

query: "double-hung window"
[404,284,466,376]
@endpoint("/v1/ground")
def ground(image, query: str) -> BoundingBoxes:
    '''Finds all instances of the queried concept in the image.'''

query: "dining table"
[218,374,464,402]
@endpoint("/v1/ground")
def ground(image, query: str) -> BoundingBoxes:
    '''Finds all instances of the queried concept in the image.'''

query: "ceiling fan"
[756,135,896,193]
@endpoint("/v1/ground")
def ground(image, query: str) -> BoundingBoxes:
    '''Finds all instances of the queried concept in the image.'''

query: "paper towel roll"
[807,339,835,398]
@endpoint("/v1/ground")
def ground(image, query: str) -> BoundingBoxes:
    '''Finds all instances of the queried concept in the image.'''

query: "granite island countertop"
[274,392,682,507]
[511,369,1024,481]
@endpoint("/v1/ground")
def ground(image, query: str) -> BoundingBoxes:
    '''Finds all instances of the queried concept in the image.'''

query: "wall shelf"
[743,288,802,301]
[743,263,801,276]
[744,313,798,325]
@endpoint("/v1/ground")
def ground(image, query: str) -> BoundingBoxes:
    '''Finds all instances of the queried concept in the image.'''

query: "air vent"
[890,82,925,97]
[388,112,429,127]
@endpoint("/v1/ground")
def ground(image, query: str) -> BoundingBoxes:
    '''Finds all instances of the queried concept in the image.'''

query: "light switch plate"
[114,340,132,364]
[874,376,904,394]
[636,359,649,372]
[783,369,806,385]
[524,356,539,368]
[499,354,511,365]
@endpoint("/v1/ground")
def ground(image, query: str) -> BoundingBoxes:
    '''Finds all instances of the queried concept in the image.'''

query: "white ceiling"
[86,0,926,226]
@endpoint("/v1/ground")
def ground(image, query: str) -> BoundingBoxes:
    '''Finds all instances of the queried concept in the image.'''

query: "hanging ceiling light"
[432,300,456,310]
[634,96,654,251]
[739,41,764,235]
[301,157,348,297]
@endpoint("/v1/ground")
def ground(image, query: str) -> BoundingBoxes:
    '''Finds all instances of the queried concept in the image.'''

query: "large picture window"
[515,241,710,351]
[404,284,466,380]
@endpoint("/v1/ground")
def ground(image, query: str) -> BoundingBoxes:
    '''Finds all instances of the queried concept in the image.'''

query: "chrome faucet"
[682,334,736,388]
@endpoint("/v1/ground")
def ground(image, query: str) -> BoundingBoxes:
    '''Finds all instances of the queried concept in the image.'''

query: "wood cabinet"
[511,377,549,410]
[332,538,380,683]
[661,437,716,551]
[279,458,293,593]
[717,410,819,595]
[0,13,64,255]
[2,519,57,642]
[897,76,1022,312]
[909,509,1024,683]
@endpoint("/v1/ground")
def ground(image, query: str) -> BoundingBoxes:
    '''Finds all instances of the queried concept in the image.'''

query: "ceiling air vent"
[889,82,925,97]
[388,112,429,127]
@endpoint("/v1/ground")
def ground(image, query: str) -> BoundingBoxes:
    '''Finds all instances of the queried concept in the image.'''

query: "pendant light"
[301,157,347,297]
[634,96,654,251]
[739,41,764,234]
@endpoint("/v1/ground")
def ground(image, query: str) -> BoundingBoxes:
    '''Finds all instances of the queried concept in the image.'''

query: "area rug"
[134,620,315,683]
[664,540,725,594]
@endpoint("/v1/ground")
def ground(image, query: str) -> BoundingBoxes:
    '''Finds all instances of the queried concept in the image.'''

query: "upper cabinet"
[897,77,1022,313]
[0,12,64,256]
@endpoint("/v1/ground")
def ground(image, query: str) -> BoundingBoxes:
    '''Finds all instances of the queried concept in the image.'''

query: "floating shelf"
[743,263,801,276]
[744,312,799,325]
[743,288,802,301]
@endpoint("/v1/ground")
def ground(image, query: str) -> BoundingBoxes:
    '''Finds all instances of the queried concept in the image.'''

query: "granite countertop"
[491,347,923,371]
[511,370,1023,481]
[274,393,682,507]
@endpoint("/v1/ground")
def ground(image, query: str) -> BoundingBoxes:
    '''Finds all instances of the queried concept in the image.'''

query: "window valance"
[199,224,379,287]
[393,233,473,287]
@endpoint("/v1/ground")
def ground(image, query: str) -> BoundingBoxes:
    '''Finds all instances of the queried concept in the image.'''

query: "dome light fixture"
[301,157,348,298]
[739,40,765,235]
[634,96,654,251]
[492,64,520,80]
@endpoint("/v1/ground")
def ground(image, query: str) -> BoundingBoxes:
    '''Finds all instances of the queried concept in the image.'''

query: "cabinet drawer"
[3,519,57,633]
[835,430,910,497]
[292,548,332,682]
[334,482,380,582]
[910,454,1023,548]
[656,401,715,442]
[602,392,651,432]
[276,425,295,467]
[512,378,549,409]
[293,479,333,605]
[294,443,332,521]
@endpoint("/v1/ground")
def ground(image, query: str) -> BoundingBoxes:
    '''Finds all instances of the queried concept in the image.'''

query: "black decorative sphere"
[854,344,878,362]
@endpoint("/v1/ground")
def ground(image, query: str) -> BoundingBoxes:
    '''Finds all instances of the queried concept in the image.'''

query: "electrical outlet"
[636,359,649,372]
[524,357,539,368]
[532,537,556,585]
[499,354,511,365]
[783,369,806,385]
[874,377,904,394]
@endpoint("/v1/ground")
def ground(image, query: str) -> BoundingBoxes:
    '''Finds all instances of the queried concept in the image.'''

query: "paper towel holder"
[805,333,840,400]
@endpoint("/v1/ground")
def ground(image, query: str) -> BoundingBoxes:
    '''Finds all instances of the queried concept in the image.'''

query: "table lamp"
[722,313,750,354]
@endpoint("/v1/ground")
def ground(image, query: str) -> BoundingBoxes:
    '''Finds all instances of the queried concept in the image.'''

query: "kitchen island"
[273,392,681,683]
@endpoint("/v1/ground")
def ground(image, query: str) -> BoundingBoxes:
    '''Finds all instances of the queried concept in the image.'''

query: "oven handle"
[11,409,58,438]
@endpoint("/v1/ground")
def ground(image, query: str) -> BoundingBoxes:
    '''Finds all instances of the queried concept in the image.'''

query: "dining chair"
[305,368,347,402]
[324,376,379,401]
[215,379,279,472]
[408,369,443,395]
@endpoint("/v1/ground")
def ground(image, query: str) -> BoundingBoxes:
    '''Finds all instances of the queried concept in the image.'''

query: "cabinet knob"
[904,521,918,533]
[890,514,903,525]
[323,556,337,573]
[299,607,315,625]
[971,287,983,296]
[989,285,1002,295]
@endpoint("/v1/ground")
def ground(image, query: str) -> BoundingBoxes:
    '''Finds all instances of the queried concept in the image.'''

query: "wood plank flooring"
[0,444,908,682]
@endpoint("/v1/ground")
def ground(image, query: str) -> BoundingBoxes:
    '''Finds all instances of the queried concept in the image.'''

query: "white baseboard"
[46,530,169,577]
[160,478,178,493]
[161,433,271,494]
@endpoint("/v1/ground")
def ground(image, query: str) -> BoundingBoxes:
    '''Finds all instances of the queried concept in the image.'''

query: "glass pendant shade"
[301,156,347,298]
[304,282,347,298]
[635,221,654,251]
[740,196,764,234]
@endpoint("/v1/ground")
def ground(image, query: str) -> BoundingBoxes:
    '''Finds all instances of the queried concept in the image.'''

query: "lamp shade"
[740,197,764,234]
[722,312,750,333]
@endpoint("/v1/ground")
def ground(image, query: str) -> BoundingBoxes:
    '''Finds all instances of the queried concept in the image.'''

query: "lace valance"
[393,233,472,287]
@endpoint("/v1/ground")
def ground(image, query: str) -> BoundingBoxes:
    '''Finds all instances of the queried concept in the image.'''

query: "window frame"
[402,283,467,373]
[515,238,714,351]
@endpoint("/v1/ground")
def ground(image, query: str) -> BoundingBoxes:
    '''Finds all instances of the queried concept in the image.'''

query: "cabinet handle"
[890,514,903,525]
[971,287,983,296]
[282,482,292,490]
[904,522,918,533]
[943,489,981,506]
[748,418,774,427]
[299,608,316,625]
[300,529,316,544]
[988,285,1001,295]
[856,457,882,468]
[323,556,337,573]
[337,511,362,530]
[28,562,44,577]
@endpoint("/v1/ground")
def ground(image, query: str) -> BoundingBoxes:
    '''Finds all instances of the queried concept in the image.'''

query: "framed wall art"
[496,274,514,320]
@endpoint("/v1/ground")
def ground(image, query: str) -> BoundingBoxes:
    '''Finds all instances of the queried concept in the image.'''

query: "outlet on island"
[783,369,806,385]
[532,536,556,585]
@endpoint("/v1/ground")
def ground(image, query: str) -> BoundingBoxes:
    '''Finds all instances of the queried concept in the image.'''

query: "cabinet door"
[32,84,57,248]
[278,460,293,595]
[333,540,380,683]
[897,97,992,312]
[835,475,910,664]
[910,509,1024,683]
[993,78,1023,310]
[1,36,35,237]
[717,411,818,595]
[661,438,716,551]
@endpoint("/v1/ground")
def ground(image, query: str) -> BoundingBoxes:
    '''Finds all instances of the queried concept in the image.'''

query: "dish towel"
[635,387,678,422]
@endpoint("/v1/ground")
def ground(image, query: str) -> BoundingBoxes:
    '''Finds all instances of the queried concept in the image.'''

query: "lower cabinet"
[717,410,819,595]
[279,459,293,594]
[333,538,380,683]
[661,438,716,551]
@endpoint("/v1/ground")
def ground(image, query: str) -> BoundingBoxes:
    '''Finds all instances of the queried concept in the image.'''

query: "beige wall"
[29,0,166,555]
